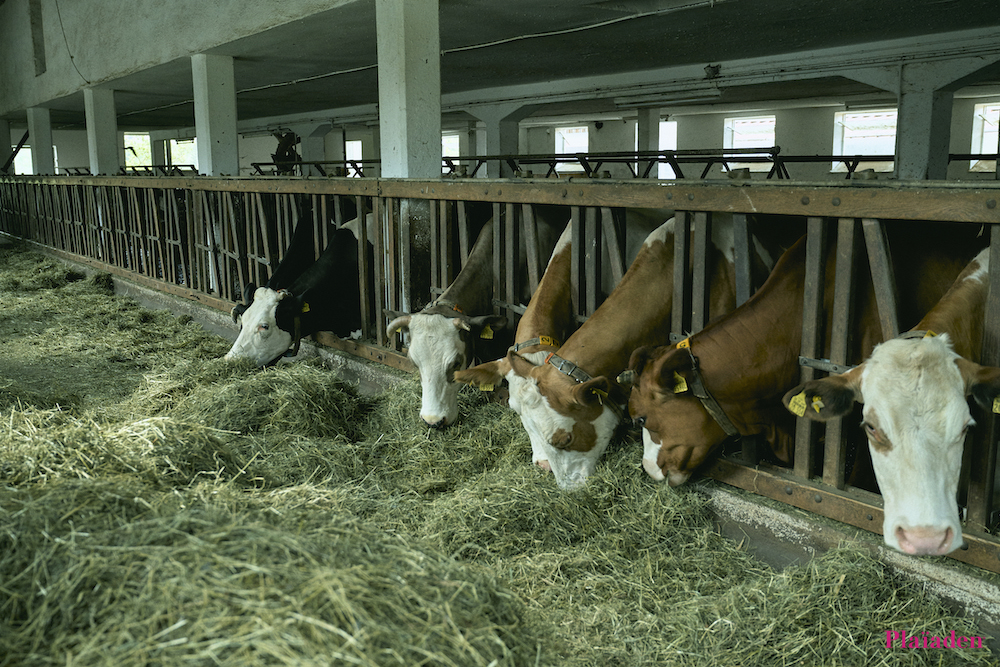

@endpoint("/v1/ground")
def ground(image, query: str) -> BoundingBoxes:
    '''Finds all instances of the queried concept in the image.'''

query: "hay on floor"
[0,244,995,666]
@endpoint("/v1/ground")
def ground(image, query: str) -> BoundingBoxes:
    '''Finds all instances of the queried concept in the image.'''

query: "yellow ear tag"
[592,388,608,405]
[676,338,691,350]
[923,330,936,338]
[812,396,825,414]
[480,324,494,340]
[479,383,495,392]
[673,371,688,394]
[301,302,310,313]
[789,391,807,417]
[992,396,1000,414]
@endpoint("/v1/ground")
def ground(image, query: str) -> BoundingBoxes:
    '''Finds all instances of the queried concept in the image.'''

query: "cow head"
[502,350,621,489]
[225,285,304,366]
[388,310,506,429]
[623,345,733,486]
[782,333,1000,556]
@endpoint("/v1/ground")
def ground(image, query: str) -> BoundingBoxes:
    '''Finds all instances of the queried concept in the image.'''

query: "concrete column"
[84,88,120,175]
[290,123,333,176]
[466,103,541,177]
[375,0,441,179]
[150,138,167,167]
[636,107,661,177]
[896,87,953,180]
[26,107,55,175]
[192,54,239,176]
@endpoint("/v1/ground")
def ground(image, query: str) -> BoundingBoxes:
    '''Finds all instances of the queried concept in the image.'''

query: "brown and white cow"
[455,220,578,470]
[473,214,763,489]
[624,221,983,492]
[783,247,1000,556]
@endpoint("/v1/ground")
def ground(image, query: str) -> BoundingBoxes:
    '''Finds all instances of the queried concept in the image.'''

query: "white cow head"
[784,333,1000,556]
[387,310,506,428]
[226,286,299,366]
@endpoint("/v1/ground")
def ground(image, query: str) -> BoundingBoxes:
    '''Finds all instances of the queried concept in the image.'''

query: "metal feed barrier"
[1,174,999,574]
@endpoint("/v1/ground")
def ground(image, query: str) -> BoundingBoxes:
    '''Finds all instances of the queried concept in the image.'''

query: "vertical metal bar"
[505,202,517,309]
[522,203,541,294]
[600,207,625,287]
[861,217,900,340]
[732,212,753,306]
[430,199,441,291]
[967,225,1000,531]
[793,216,829,480]
[570,206,582,319]
[457,200,470,267]
[585,206,599,316]
[690,210,711,333]
[356,191,372,340]
[385,197,401,350]
[822,218,859,489]
[671,211,691,338]
[492,201,502,316]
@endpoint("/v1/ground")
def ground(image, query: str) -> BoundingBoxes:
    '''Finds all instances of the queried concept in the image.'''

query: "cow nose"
[895,525,954,556]
[422,415,449,429]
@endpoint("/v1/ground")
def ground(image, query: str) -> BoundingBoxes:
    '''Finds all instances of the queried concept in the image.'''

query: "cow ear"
[506,349,538,378]
[573,376,611,407]
[783,366,864,422]
[652,349,692,393]
[960,360,1000,413]
[467,314,508,340]
[454,360,505,390]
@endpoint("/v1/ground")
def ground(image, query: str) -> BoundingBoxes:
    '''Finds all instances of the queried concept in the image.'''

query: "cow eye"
[862,421,877,438]
[258,323,269,332]
[633,415,647,428]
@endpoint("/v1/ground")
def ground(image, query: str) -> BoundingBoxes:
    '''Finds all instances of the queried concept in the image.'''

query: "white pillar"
[192,54,239,176]
[375,0,441,179]
[26,107,55,175]
[84,88,120,175]
[636,107,661,178]
[466,103,541,177]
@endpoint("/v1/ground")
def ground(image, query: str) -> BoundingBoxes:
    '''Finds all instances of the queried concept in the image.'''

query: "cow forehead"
[861,337,969,442]
[407,313,465,360]
[242,288,281,324]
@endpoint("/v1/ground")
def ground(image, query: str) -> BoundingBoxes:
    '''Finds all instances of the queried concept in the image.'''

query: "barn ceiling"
[28,0,1000,131]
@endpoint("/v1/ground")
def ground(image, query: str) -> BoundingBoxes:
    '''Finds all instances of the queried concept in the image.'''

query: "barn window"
[833,109,896,173]
[554,125,588,173]
[970,102,999,173]
[723,116,775,172]
[441,133,461,174]
[345,139,363,177]
[124,134,151,167]
[10,145,33,175]
[169,138,198,171]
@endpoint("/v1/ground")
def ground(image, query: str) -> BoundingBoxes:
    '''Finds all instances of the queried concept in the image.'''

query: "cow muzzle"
[894,525,956,556]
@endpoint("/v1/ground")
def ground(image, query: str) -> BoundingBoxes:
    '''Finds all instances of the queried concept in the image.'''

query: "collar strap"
[897,329,936,340]
[512,335,561,352]
[283,314,303,358]
[543,352,625,423]
[424,299,463,314]
[676,338,741,438]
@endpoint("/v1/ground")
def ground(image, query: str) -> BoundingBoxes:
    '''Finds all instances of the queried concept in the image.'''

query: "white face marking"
[406,313,466,427]
[506,365,619,490]
[859,335,968,556]
[641,427,666,481]
[225,287,293,366]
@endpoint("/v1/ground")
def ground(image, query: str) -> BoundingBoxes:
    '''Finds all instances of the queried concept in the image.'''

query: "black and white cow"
[226,211,373,366]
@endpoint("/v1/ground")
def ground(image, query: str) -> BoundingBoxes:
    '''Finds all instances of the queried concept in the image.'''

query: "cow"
[386,218,509,429]
[623,221,984,493]
[454,219,578,469]
[226,214,373,366]
[783,247,1000,556]
[473,214,762,489]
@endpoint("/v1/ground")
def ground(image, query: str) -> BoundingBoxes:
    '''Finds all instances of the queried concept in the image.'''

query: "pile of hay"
[0,243,995,666]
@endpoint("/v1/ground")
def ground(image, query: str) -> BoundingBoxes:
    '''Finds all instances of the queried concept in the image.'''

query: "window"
[723,116,775,172]
[442,133,461,174]
[833,109,896,173]
[554,125,588,173]
[345,140,363,177]
[169,138,198,170]
[970,103,999,173]
[124,133,151,167]
[10,145,57,174]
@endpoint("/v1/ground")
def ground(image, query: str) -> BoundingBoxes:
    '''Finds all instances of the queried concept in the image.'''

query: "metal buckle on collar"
[541,352,626,423]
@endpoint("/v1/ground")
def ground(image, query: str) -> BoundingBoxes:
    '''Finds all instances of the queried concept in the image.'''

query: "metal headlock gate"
[1,174,999,574]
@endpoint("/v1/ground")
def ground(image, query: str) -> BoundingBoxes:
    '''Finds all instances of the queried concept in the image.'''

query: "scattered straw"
[0,244,995,666]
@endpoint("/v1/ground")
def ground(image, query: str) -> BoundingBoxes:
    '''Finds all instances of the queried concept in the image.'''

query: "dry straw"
[0,244,995,666]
